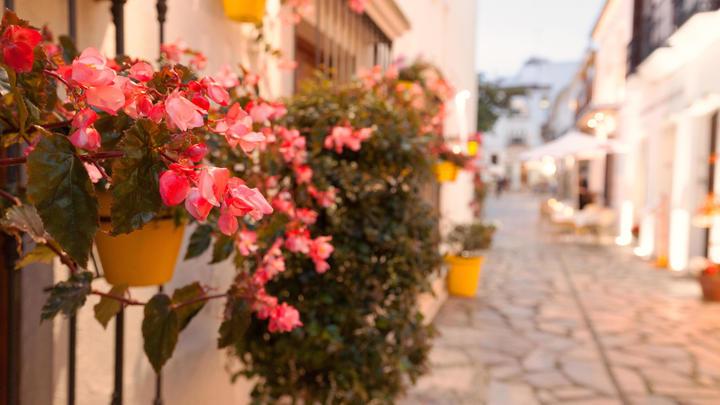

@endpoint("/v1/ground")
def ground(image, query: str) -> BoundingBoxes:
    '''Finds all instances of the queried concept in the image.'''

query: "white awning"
[519,130,627,161]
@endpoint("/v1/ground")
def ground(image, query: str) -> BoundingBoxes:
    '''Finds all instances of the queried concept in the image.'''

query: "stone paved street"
[402,193,720,405]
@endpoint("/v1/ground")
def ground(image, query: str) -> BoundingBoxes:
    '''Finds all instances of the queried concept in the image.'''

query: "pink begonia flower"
[324,126,352,153]
[148,102,165,123]
[184,143,208,162]
[215,103,264,154]
[3,25,42,46]
[218,212,239,236]
[191,93,210,111]
[285,227,311,254]
[256,255,286,282]
[308,186,337,208]
[71,47,116,86]
[294,208,318,225]
[278,128,306,163]
[214,63,240,88]
[128,62,154,82]
[225,181,274,221]
[184,188,213,221]
[2,26,41,73]
[72,108,99,129]
[201,77,229,106]
[348,0,370,13]
[253,290,278,320]
[386,64,398,79]
[165,90,205,131]
[272,192,295,216]
[85,85,125,115]
[198,167,230,207]
[270,102,288,120]
[83,162,103,184]
[161,38,187,63]
[236,229,259,256]
[294,165,313,184]
[246,101,275,124]
[277,57,298,72]
[268,303,302,333]
[308,236,334,273]
[69,126,101,151]
[244,73,260,87]
[191,53,207,70]
[159,170,190,206]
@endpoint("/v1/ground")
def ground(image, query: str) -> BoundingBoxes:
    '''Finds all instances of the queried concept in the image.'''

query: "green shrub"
[447,222,496,255]
[232,78,442,404]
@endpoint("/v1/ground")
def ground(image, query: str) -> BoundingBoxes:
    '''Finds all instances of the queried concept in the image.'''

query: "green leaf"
[171,282,206,331]
[142,294,179,373]
[0,65,11,96]
[0,204,48,242]
[23,97,40,123]
[15,244,55,269]
[217,293,250,351]
[41,271,93,320]
[93,284,128,328]
[94,113,132,151]
[110,120,166,234]
[211,234,234,264]
[26,132,98,267]
[59,35,78,64]
[185,224,213,260]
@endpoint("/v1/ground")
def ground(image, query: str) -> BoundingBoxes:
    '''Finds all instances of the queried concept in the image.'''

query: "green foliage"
[447,222,496,255]
[109,119,168,234]
[26,132,98,267]
[171,282,206,331]
[234,78,442,404]
[184,224,213,259]
[476,76,525,132]
[218,290,251,352]
[142,293,180,373]
[41,271,93,320]
[93,284,128,328]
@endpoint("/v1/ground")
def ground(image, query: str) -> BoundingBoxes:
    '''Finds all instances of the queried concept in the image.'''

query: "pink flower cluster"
[324,125,373,153]
[161,38,207,70]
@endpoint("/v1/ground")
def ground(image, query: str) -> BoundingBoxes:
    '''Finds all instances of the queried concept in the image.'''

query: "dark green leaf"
[142,294,179,373]
[23,97,40,123]
[217,294,250,351]
[0,65,11,96]
[59,35,78,64]
[171,282,206,331]
[211,234,234,264]
[15,244,55,269]
[110,119,166,234]
[93,284,128,328]
[94,113,132,151]
[185,224,213,260]
[26,132,98,266]
[0,204,48,242]
[41,271,93,320]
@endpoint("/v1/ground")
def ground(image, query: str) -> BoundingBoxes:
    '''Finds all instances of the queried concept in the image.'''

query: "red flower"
[1,26,41,73]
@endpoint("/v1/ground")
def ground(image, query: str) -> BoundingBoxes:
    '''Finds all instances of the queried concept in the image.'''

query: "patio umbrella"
[519,130,627,161]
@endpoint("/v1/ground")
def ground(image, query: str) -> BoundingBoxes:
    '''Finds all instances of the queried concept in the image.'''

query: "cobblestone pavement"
[402,193,720,405]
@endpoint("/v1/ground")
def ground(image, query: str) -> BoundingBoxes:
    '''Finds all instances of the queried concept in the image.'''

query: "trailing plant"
[227,71,442,403]
[0,10,325,373]
[446,222,496,256]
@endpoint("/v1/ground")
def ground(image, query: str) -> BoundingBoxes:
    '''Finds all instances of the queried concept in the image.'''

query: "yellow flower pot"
[467,140,478,157]
[95,193,185,287]
[445,255,483,297]
[222,0,266,23]
[433,161,460,182]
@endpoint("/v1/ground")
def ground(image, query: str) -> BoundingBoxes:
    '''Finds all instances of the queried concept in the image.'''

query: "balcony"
[627,0,720,76]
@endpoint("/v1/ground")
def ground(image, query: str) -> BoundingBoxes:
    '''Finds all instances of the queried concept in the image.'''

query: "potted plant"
[699,262,720,301]
[445,222,495,297]
[222,0,267,23]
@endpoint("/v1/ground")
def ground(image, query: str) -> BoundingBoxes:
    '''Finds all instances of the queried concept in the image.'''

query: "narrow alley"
[405,193,720,405]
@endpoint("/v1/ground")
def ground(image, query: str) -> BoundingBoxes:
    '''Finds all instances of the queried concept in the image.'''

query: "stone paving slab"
[401,194,720,405]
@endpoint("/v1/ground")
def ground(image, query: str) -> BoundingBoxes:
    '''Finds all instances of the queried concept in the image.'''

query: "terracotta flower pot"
[698,272,720,301]
[445,254,483,297]
[222,0,266,23]
[94,193,185,287]
[433,161,460,183]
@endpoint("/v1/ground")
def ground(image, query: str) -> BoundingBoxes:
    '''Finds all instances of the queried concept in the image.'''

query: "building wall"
[394,0,479,229]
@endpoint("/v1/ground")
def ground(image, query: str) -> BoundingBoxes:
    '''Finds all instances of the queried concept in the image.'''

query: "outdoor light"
[669,209,690,271]
[541,156,556,176]
[615,201,633,246]
[588,119,597,128]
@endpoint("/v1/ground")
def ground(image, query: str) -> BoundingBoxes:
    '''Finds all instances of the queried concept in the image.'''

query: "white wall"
[394,0,479,228]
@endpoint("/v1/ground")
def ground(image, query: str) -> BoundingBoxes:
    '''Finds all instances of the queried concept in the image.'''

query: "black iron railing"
[627,0,720,74]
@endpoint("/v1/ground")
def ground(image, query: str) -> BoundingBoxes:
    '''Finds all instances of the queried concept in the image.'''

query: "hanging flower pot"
[445,254,483,297]
[432,161,460,182]
[467,140,478,156]
[699,271,720,301]
[95,194,185,287]
[222,0,266,23]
